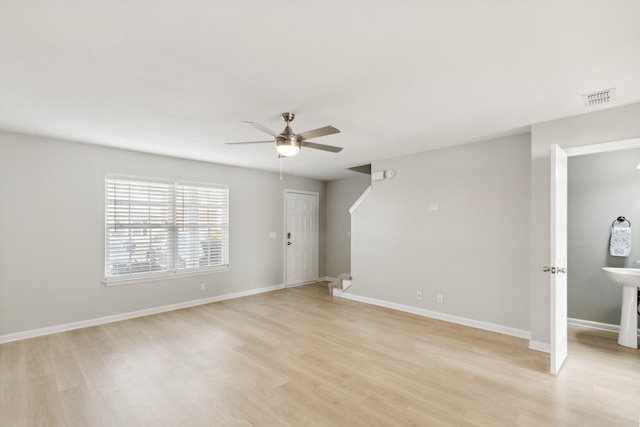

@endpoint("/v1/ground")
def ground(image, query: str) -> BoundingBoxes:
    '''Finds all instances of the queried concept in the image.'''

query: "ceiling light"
[276,144,300,157]
[276,136,300,157]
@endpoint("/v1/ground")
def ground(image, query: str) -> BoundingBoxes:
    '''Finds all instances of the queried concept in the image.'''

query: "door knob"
[287,242,291,246]
[542,266,567,274]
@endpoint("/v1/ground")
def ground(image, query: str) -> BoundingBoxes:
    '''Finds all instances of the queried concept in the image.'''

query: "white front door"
[550,144,568,375]
[285,191,318,287]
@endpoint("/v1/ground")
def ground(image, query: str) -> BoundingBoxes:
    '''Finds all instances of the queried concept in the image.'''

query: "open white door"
[550,144,568,374]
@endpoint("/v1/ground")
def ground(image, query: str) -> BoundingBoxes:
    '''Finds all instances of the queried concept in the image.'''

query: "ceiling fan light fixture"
[276,144,300,157]
[276,137,300,157]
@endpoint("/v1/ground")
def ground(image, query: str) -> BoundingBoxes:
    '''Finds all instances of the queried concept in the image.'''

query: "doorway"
[284,190,319,287]
[551,137,640,373]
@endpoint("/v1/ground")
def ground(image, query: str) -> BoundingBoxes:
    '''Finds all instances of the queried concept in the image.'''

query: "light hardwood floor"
[1,282,639,426]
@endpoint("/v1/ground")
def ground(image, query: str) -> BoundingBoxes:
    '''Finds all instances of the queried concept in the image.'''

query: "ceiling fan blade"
[297,125,340,141]
[242,121,279,137]
[226,140,273,145]
[300,141,343,153]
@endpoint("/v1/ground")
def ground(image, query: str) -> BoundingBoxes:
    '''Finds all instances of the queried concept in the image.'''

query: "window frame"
[104,175,230,286]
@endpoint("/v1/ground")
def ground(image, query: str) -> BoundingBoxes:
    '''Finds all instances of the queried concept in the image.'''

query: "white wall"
[350,133,531,333]
[0,131,326,337]
[325,175,371,278]
[530,102,640,344]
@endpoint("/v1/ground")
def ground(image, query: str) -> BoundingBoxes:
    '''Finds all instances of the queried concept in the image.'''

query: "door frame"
[283,189,319,288]
[550,137,640,374]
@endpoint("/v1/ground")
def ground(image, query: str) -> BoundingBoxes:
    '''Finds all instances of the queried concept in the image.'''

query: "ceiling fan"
[227,112,343,157]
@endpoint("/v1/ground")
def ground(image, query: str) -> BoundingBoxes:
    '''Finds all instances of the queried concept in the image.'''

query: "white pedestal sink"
[602,267,640,349]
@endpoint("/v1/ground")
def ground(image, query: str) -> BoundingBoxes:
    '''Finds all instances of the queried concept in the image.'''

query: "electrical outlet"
[437,294,444,304]
[417,290,423,300]
[200,283,206,291]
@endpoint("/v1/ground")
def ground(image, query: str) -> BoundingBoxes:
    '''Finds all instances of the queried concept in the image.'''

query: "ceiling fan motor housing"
[282,112,295,123]
[276,134,300,148]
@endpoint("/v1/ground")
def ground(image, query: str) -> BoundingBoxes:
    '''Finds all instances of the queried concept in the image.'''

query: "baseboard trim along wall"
[12,283,617,348]
[286,278,334,288]
[335,291,532,341]
[0,284,284,344]
[528,341,550,353]
[568,317,640,335]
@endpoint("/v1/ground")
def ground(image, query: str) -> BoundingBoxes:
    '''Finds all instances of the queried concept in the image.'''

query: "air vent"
[583,88,616,107]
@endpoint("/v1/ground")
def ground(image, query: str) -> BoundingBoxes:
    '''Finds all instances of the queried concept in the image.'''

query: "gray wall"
[325,175,371,278]
[530,101,640,345]
[568,148,640,325]
[0,131,326,336]
[350,133,531,332]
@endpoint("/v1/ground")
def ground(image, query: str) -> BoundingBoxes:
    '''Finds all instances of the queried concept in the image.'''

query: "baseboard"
[568,317,640,335]
[568,318,619,333]
[528,341,550,353]
[528,318,640,354]
[335,292,531,341]
[0,283,284,344]
[285,280,325,288]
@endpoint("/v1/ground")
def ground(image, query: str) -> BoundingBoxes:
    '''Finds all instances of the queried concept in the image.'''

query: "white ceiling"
[2,1,639,180]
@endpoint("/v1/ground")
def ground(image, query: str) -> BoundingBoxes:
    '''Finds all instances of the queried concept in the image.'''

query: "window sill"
[103,266,230,287]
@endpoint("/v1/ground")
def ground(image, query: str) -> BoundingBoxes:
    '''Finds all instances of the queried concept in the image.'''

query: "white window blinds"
[105,176,229,283]
[176,183,229,270]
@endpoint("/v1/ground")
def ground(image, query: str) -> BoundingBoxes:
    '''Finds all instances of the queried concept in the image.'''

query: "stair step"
[328,274,352,296]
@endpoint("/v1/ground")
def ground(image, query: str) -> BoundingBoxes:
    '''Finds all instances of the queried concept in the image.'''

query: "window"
[105,176,229,283]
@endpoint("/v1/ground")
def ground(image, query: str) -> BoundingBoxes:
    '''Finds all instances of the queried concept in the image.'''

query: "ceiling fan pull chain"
[279,156,283,182]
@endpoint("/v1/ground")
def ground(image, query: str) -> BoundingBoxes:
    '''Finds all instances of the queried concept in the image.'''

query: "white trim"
[530,318,640,354]
[349,185,371,215]
[331,288,344,297]
[336,292,531,340]
[104,266,230,286]
[0,284,284,344]
[563,137,640,156]
[105,173,175,185]
[568,317,640,335]
[529,341,551,353]
[285,281,317,288]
